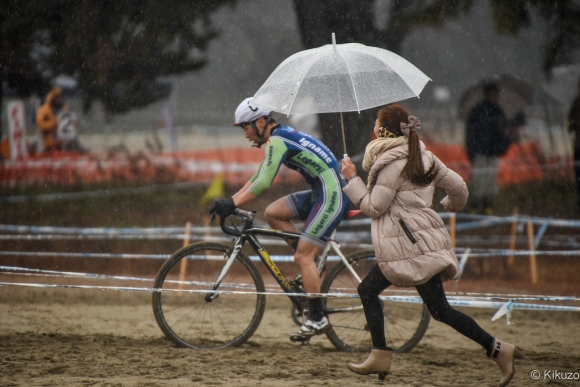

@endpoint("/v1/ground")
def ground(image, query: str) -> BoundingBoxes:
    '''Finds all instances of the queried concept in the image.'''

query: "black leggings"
[358,264,494,353]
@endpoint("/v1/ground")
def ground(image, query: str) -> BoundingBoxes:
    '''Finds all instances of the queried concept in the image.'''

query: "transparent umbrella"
[458,74,534,121]
[251,33,431,157]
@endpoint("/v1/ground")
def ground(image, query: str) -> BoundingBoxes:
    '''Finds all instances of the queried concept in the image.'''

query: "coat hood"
[367,141,427,187]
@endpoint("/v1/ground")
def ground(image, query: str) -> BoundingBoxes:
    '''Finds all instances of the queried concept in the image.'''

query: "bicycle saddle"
[346,210,362,218]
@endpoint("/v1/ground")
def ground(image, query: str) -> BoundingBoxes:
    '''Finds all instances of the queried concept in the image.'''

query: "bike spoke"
[322,253,430,353]
[153,243,265,349]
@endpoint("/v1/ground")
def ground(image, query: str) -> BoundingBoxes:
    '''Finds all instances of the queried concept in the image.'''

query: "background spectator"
[36,87,67,153]
[465,82,511,214]
[57,110,88,153]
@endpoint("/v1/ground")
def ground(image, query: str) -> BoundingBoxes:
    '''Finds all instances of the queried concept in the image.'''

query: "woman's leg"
[416,275,494,354]
[357,264,393,349]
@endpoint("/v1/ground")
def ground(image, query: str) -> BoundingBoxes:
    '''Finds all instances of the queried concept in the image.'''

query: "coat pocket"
[398,219,417,244]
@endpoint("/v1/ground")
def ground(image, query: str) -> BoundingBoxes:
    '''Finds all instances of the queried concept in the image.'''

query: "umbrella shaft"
[340,112,347,157]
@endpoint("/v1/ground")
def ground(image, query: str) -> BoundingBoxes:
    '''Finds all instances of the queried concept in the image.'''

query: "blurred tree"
[490,0,580,74]
[0,0,235,136]
[292,0,580,158]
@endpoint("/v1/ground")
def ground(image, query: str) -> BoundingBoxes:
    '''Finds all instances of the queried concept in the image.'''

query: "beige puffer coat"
[343,142,468,287]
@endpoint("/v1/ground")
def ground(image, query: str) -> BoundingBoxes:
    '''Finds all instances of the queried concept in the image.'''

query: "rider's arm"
[232,186,258,207]
[232,161,267,206]
[246,137,288,196]
[232,181,258,206]
[232,179,254,200]
[231,158,267,206]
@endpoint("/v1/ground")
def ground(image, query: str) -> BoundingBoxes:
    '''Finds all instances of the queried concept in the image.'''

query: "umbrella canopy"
[458,75,534,121]
[542,64,580,106]
[251,34,431,116]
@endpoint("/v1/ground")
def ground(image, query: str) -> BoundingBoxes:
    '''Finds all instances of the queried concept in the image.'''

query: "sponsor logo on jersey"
[312,213,329,235]
[326,191,338,214]
[298,138,333,164]
[296,153,325,174]
[266,144,274,166]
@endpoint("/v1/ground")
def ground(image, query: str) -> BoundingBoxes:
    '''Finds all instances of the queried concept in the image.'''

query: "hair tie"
[377,126,397,138]
[400,116,421,136]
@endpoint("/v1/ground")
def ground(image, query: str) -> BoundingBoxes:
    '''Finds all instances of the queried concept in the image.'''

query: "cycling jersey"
[248,126,350,247]
[249,126,344,193]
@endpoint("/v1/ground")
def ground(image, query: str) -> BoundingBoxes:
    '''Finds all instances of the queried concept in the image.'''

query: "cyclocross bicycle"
[152,209,430,352]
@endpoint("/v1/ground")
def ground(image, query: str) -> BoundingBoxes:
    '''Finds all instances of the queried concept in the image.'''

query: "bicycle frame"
[154,210,431,353]
[212,212,363,314]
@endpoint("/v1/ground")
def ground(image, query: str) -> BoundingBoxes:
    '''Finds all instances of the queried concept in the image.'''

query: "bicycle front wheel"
[322,249,430,353]
[152,241,266,349]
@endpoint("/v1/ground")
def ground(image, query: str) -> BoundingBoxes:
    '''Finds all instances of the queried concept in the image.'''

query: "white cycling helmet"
[234,97,272,127]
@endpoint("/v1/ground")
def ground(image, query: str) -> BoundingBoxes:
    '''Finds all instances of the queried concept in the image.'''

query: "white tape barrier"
[0,182,208,204]
[3,249,580,261]
[4,265,579,302]
[439,214,580,232]
[0,224,207,235]
[2,231,580,250]
[0,213,578,251]
[0,272,278,293]
[457,250,580,257]
[0,251,171,260]
[0,251,346,262]
[0,233,373,249]
[1,282,578,320]
[0,223,363,236]
[3,265,579,325]
[6,213,580,234]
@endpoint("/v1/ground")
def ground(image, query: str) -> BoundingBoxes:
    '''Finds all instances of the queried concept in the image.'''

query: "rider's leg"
[294,239,324,320]
[265,197,325,321]
[264,198,299,250]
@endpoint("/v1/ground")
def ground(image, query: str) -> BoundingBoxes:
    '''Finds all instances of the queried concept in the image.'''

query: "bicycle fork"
[206,237,245,302]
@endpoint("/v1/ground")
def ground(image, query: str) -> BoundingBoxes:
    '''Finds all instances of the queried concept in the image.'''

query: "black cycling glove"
[209,198,237,218]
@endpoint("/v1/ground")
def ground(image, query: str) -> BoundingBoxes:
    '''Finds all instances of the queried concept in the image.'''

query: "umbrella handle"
[343,153,349,160]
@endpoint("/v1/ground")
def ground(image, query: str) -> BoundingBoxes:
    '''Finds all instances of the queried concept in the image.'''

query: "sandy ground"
[1,283,579,387]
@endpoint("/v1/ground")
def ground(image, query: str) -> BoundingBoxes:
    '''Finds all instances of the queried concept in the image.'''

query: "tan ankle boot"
[348,348,392,381]
[488,338,516,387]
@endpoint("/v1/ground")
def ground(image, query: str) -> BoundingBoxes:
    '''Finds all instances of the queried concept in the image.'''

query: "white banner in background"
[6,100,28,160]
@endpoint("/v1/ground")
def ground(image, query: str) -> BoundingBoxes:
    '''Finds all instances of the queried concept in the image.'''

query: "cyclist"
[209,97,350,341]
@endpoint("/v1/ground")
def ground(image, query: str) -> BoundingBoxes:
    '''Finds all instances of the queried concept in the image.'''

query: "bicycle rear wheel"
[322,249,430,353]
[152,241,266,349]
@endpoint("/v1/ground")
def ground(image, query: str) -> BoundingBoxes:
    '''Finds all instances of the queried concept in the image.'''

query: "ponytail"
[401,130,437,186]
[377,104,437,186]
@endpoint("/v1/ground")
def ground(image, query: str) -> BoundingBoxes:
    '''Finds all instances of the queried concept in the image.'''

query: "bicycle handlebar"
[234,208,256,219]
[219,209,256,236]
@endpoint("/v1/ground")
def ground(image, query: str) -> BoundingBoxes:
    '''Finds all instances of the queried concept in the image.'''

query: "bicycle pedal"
[289,333,312,344]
